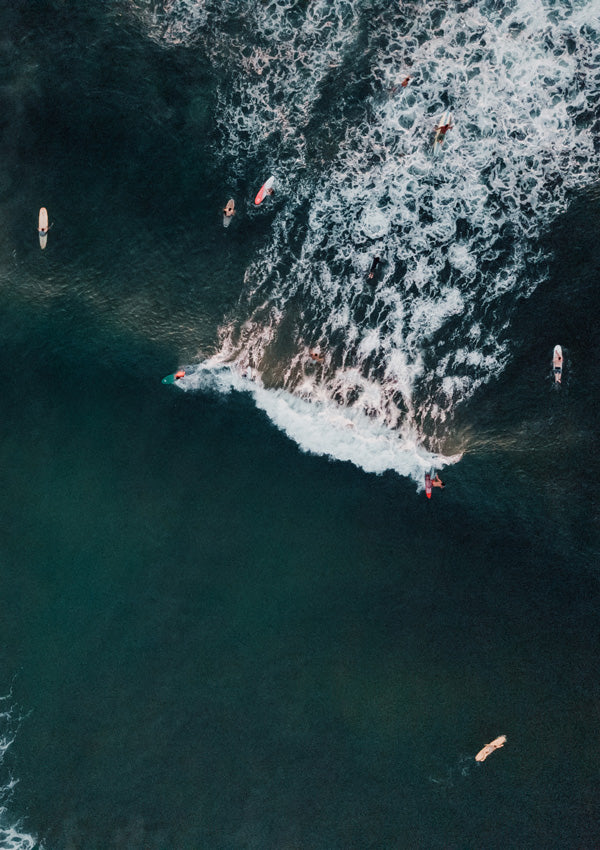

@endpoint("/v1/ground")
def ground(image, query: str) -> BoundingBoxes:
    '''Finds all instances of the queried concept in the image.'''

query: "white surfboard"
[223,199,235,228]
[553,344,563,383]
[38,207,48,249]
[433,111,453,151]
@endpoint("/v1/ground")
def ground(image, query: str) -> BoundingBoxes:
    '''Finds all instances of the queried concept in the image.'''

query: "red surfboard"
[254,175,275,206]
[425,473,432,499]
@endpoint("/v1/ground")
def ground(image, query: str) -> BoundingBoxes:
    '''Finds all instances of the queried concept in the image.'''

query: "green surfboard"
[161,370,185,385]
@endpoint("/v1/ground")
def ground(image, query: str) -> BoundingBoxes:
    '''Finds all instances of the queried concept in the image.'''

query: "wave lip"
[180,361,461,483]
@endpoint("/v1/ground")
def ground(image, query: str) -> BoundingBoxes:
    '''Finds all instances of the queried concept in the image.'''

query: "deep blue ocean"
[0,1,599,848]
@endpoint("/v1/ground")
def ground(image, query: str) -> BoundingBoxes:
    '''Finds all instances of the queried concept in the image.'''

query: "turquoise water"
[0,2,599,848]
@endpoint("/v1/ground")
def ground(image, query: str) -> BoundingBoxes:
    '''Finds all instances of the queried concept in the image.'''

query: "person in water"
[432,474,445,489]
[389,77,410,95]
[368,256,380,280]
[309,350,324,363]
[266,187,275,197]
[554,349,563,382]
[435,120,453,142]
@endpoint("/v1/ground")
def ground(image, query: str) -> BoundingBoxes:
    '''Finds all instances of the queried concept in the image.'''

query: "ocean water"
[0,0,599,847]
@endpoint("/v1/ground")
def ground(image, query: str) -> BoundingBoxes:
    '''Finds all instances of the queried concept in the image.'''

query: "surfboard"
[433,112,453,150]
[254,175,275,206]
[223,199,235,228]
[38,207,48,249]
[475,735,507,762]
[553,344,563,384]
[425,473,432,499]
[162,370,185,385]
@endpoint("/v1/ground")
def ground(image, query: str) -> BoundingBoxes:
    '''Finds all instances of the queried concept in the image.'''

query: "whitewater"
[133,0,600,481]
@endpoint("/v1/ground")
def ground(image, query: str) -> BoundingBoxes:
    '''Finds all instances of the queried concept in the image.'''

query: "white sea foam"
[180,359,460,479]
[0,693,39,850]
[134,0,600,480]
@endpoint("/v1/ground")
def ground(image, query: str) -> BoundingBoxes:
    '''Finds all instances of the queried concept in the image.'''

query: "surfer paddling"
[223,198,236,228]
[475,735,507,763]
[254,176,275,206]
[553,345,563,384]
[38,207,49,249]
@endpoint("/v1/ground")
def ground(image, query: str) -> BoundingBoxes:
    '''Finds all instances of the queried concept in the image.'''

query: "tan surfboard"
[38,207,48,249]
[223,199,235,228]
[475,735,507,762]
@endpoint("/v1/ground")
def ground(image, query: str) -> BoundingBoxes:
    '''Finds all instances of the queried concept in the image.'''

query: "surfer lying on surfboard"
[553,345,563,384]
[475,735,507,762]
[254,176,275,206]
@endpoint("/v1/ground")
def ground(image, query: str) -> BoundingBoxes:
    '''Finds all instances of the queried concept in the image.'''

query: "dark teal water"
[0,2,599,848]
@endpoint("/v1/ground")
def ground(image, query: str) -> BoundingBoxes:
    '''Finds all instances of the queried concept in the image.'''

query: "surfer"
[432,474,445,489]
[174,370,185,380]
[223,200,235,218]
[553,345,563,383]
[368,256,380,281]
[475,735,507,762]
[309,350,324,363]
[388,77,410,95]
[434,119,453,142]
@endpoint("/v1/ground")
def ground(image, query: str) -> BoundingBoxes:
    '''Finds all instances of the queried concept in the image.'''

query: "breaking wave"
[131,0,600,480]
